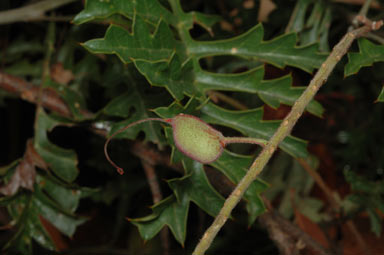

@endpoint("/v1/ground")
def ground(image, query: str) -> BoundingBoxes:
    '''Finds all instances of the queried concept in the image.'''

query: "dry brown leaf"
[342,216,384,255]
[39,215,68,251]
[0,154,35,196]
[294,209,329,250]
[0,139,44,196]
[243,0,255,9]
[26,138,48,170]
[220,20,235,32]
[51,62,74,85]
[258,0,277,22]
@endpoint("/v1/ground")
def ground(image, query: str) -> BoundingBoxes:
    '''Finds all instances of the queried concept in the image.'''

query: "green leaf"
[376,86,384,103]
[345,38,384,76]
[293,0,331,51]
[36,175,81,213]
[196,67,323,116]
[367,208,382,237]
[47,79,88,121]
[286,0,313,33]
[104,86,165,145]
[6,188,85,253]
[131,158,225,245]
[135,55,195,100]
[73,0,175,25]
[190,12,221,35]
[153,101,185,119]
[344,170,382,194]
[81,7,324,115]
[210,150,268,225]
[130,195,189,245]
[83,15,177,63]
[201,102,308,158]
[33,191,86,237]
[33,110,78,182]
[168,158,225,217]
[188,23,326,73]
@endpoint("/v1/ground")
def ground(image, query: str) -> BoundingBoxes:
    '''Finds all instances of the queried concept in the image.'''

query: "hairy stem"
[192,25,376,255]
[222,137,267,147]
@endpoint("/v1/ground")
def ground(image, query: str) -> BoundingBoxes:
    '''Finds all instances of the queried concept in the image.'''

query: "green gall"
[171,114,224,164]
[104,114,266,174]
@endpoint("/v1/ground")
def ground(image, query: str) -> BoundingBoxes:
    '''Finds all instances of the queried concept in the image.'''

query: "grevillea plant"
[104,114,267,174]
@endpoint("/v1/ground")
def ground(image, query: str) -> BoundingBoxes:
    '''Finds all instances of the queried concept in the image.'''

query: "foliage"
[1,0,384,254]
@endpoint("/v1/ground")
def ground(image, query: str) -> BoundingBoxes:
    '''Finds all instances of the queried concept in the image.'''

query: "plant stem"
[104,118,170,175]
[192,25,375,255]
[222,137,267,147]
[0,0,77,25]
[352,0,374,28]
[358,0,374,19]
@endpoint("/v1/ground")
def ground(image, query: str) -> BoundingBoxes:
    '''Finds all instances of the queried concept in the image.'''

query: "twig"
[297,158,340,211]
[141,160,163,205]
[260,198,333,255]
[259,212,297,255]
[366,32,384,44]
[31,22,56,155]
[0,0,78,25]
[192,21,382,255]
[260,209,333,255]
[357,0,374,22]
[31,15,75,22]
[0,71,72,117]
[351,0,374,28]
[141,160,170,255]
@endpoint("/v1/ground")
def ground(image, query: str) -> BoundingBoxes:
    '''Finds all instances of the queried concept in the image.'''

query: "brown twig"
[0,0,78,25]
[141,160,163,205]
[260,198,333,255]
[297,158,340,211]
[0,71,72,118]
[141,159,170,255]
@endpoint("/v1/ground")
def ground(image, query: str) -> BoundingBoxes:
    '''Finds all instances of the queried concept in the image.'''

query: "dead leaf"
[229,8,239,17]
[26,138,48,170]
[0,139,45,196]
[294,209,329,249]
[243,0,255,9]
[39,215,68,251]
[220,20,235,32]
[258,0,277,22]
[51,62,74,85]
[342,216,384,255]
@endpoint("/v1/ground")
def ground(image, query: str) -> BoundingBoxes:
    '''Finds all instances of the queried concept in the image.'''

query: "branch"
[259,202,334,255]
[0,0,78,25]
[0,71,72,118]
[141,159,170,255]
[192,21,383,255]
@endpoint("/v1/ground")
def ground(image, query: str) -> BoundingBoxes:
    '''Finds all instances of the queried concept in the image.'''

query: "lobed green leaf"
[201,103,308,158]
[73,0,175,25]
[188,23,326,73]
[345,38,384,76]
